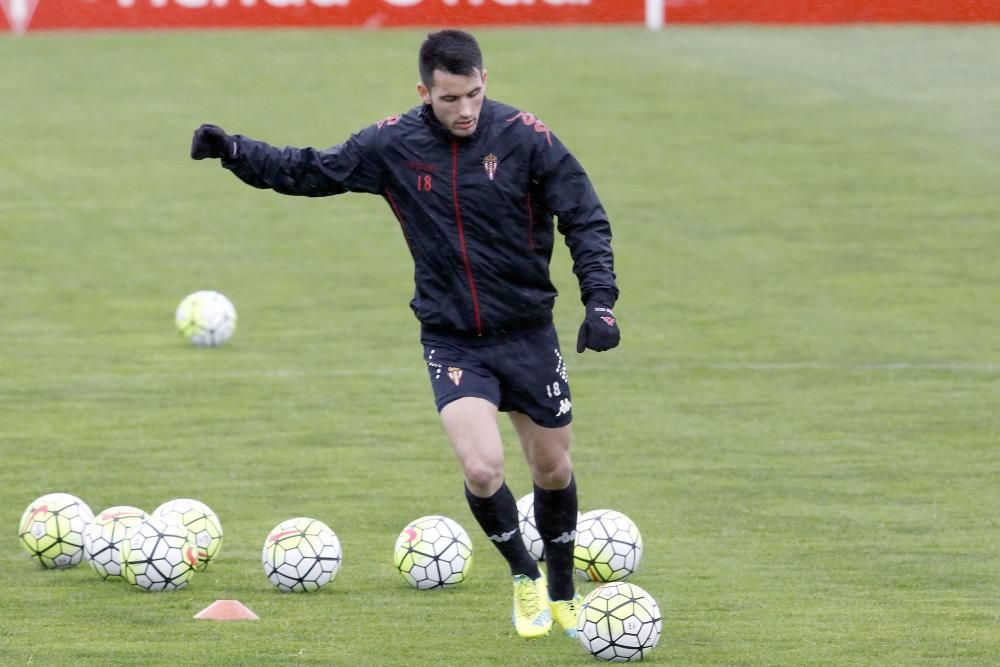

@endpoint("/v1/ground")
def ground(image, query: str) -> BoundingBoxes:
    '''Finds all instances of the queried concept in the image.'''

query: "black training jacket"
[222,98,617,338]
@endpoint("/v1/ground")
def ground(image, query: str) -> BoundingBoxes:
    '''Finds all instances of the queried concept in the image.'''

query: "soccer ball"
[574,509,643,582]
[577,582,662,662]
[84,505,148,580]
[18,493,94,569]
[262,517,343,592]
[516,493,545,561]
[393,515,473,590]
[175,290,237,347]
[120,517,200,591]
[151,498,223,569]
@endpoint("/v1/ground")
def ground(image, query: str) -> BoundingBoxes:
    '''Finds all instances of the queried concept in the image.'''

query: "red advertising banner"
[3,0,998,33]
[663,0,1000,24]
[7,0,642,33]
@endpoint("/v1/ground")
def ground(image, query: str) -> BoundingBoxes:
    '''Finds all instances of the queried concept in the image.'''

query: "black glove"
[191,123,236,160]
[576,303,620,353]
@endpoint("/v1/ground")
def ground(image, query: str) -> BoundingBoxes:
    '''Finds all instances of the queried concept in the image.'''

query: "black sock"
[534,475,578,601]
[465,482,540,579]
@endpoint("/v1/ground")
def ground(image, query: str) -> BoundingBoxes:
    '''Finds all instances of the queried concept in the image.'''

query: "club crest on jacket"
[482,153,498,181]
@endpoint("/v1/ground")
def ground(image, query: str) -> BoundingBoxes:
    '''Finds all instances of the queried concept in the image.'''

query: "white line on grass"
[89,361,1000,381]
[644,362,1000,372]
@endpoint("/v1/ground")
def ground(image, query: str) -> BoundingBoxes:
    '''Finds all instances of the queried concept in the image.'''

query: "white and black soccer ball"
[84,505,148,580]
[577,582,662,662]
[393,515,473,590]
[120,517,200,591]
[574,509,643,582]
[175,290,237,347]
[262,517,342,593]
[18,492,94,569]
[516,493,545,561]
[151,498,223,570]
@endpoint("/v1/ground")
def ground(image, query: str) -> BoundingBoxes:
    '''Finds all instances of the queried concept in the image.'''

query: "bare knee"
[440,397,505,496]
[531,453,573,490]
[463,460,505,496]
[511,415,573,490]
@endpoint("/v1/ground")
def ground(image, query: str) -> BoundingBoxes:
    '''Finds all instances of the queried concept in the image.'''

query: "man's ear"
[416,81,431,104]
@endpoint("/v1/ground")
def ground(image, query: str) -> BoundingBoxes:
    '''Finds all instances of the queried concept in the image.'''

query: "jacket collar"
[421,98,495,144]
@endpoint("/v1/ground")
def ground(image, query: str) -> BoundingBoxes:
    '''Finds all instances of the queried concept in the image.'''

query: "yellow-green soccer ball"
[576,582,662,662]
[574,509,643,582]
[83,505,148,580]
[175,290,237,347]
[393,515,473,590]
[120,517,200,591]
[19,493,94,569]
[151,498,223,570]
[262,517,343,592]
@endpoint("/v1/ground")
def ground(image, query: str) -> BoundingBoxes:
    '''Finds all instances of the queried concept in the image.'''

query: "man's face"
[418,68,488,138]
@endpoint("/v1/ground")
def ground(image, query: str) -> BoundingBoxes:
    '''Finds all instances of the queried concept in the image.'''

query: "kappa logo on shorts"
[556,398,572,418]
[447,367,463,386]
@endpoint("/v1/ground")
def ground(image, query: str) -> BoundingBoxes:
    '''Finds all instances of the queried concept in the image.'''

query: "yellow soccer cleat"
[550,593,584,638]
[512,574,552,638]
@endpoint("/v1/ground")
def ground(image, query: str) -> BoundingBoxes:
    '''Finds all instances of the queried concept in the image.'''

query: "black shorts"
[421,323,573,428]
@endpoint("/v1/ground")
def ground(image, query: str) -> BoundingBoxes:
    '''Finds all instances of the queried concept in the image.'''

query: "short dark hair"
[418,30,483,88]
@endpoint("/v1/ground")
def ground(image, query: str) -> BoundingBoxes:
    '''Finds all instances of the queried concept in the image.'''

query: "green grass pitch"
[1,25,998,665]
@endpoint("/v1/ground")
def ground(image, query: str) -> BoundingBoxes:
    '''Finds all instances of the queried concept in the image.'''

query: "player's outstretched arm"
[189,122,384,198]
[191,123,237,160]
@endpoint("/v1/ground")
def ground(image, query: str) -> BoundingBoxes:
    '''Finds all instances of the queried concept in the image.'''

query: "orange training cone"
[194,599,260,621]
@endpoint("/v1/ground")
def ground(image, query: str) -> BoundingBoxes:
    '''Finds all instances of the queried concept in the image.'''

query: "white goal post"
[646,0,664,30]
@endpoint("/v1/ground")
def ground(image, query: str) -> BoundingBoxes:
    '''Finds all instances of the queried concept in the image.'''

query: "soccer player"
[191,29,620,639]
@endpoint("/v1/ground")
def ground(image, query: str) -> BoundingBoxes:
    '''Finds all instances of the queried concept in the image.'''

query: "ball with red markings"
[393,515,473,590]
[84,505,148,580]
[120,517,200,591]
[151,498,223,570]
[262,517,342,593]
[18,492,94,569]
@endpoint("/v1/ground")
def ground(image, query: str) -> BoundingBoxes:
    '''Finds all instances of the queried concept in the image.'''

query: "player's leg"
[440,396,550,638]
[490,323,580,636]
[510,412,573,490]
[510,413,581,637]
[441,395,505,497]
[441,396,540,577]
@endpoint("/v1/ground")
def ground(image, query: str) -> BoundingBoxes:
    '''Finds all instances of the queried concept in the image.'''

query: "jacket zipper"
[450,138,483,335]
